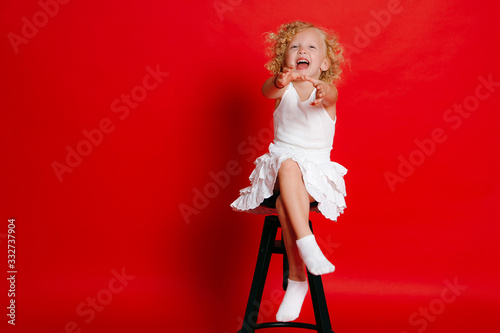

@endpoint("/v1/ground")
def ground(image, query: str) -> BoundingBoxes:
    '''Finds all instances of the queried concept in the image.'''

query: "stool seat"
[260,194,318,209]
[237,199,335,333]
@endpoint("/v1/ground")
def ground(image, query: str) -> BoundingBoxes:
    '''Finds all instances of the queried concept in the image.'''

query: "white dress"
[230,82,347,221]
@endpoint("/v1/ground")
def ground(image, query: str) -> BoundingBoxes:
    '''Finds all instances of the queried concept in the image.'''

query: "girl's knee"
[278,159,301,178]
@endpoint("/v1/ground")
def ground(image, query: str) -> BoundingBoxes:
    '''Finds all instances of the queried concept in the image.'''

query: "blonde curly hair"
[264,21,345,84]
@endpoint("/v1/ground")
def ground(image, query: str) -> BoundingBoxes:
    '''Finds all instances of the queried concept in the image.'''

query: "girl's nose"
[298,46,307,54]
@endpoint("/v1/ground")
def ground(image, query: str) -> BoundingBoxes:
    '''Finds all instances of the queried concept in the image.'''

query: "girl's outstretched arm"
[261,76,286,100]
[302,76,338,107]
[262,66,305,100]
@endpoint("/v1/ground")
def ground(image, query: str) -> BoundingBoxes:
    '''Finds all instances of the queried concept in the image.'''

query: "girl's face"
[285,28,329,79]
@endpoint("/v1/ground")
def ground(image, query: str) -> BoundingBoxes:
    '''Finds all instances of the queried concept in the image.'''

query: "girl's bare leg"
[276,160,313,240]
[277,159,335,276]
[274,159,334,322]
[275,193,308,322]
[276,195,307,281]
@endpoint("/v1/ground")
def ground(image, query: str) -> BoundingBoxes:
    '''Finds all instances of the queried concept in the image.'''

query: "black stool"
[237,195,334,333]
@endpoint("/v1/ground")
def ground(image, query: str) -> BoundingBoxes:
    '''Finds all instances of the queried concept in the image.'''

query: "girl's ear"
[320,58,330,72]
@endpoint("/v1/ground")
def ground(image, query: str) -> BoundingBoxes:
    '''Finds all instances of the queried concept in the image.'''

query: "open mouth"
[296,59,309,70]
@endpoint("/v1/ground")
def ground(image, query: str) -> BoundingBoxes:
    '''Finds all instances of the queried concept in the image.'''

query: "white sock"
[296,235,335,275]
[276,279,308,322]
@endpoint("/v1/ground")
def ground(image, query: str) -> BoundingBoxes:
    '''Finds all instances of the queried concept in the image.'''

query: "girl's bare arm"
[262,66,305,99]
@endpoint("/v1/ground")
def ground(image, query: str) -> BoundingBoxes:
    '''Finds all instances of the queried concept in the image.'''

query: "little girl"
[231,21,347,322]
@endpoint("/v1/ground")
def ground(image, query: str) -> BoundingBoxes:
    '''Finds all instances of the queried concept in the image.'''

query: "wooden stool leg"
[307,270,335,333]
[237,216,279,333]
[308,220,334,333]
[282,229,289,291]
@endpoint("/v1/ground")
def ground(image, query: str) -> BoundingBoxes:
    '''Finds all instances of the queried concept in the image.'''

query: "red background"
[1,0,500,332]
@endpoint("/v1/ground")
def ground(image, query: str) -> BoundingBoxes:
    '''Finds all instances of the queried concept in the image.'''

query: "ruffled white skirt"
[230,141,347,221]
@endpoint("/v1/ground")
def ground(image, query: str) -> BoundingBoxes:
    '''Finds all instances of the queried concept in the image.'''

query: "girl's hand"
[302,76,331,106]
[275,65,306,88]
